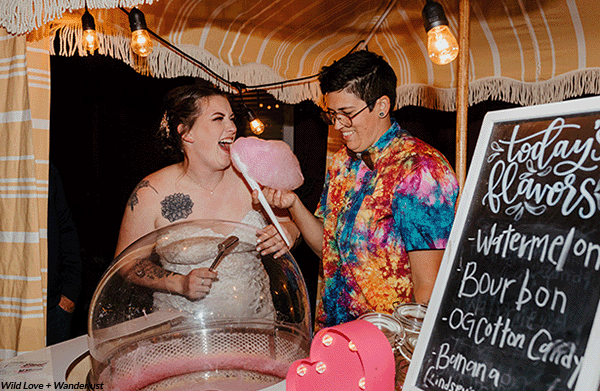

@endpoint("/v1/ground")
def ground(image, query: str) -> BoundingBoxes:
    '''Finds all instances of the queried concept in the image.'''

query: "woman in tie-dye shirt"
[256,50,459,330]
[314,118,458,328]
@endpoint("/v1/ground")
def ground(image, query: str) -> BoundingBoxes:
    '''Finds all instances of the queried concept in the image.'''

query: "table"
[0,335,287,390]
[0,335,88,388]
[0,335,409,390]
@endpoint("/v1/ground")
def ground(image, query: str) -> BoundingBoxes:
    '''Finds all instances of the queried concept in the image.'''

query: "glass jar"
[357,312,406,353]
[393,303,427,362]
[88,219,312,391]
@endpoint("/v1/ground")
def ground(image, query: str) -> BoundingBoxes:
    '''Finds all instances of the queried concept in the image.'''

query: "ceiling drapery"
[4,0,600,110]
[0,0,152,35]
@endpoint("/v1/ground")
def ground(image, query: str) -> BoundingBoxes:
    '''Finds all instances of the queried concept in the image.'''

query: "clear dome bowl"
[87,219,312,391]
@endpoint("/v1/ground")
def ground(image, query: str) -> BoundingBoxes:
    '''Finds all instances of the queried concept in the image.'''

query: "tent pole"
[456,0,470,192]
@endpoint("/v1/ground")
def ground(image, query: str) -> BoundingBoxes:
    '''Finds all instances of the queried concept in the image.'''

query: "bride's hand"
[179,268,218,300]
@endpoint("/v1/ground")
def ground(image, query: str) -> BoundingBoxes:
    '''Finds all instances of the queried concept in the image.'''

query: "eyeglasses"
[320,99,377,128]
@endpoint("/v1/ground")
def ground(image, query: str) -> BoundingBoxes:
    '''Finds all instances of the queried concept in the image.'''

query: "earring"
[160,112,170,136]
[379,112,385,118]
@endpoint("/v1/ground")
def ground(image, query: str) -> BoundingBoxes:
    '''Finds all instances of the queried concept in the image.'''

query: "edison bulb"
[249,119,265,135]
[131,30,153,57]
[82,29,98,52]
[427,25,459,65]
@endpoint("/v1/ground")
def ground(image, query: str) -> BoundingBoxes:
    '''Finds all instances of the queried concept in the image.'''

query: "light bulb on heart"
[286,319,396,391]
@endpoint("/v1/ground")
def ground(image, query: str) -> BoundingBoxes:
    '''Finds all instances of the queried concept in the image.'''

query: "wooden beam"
[456,0,470,192]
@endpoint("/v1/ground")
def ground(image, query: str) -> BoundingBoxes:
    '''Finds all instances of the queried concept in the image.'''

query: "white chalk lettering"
[436,342,503,387]
[483,118,600,220]
[473,224,600,272]
[458,261,516,304]
[424,366,478,391]
[446,308,526,348]
[583,241,600,270]
[514,269,567,313]
[527,329,581,372]
[567,353,584,389]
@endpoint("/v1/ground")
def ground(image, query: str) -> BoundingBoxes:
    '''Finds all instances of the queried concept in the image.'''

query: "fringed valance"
[5,0,600,110]
[0,0,152,35]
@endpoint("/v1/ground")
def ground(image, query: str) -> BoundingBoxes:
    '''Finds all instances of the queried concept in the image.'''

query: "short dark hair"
[158,84,227,163]
[318,50,397,110]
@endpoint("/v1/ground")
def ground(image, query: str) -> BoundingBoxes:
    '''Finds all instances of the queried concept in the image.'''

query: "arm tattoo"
[128,180,158,211]
[133,258,175,280]
[161,193,194,222]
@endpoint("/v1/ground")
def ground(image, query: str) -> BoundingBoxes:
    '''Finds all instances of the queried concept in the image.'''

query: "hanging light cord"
[118,7,319,92]
[117,5,400,92]
[356,0,397,51]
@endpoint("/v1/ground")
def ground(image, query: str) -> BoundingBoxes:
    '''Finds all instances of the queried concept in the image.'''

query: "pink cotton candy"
[231,137,304,191]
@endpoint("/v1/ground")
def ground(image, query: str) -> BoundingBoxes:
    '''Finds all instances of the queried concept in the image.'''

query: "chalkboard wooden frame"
[404,96,600,391]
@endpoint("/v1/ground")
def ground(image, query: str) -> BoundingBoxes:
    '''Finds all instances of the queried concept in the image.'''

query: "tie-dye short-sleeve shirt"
[314,119,459,329]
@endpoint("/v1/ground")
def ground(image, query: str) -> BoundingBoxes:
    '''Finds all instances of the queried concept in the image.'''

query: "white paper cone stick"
[231,152,292,248]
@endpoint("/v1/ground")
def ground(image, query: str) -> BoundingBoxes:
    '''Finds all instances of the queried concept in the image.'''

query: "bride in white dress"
[114,85,299,317]
[153,211,275,319]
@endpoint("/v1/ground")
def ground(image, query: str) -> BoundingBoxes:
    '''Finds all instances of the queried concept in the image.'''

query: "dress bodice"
[153,210,275,320]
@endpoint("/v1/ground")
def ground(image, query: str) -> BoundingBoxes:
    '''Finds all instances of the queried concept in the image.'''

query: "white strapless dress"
[153,211,275,320]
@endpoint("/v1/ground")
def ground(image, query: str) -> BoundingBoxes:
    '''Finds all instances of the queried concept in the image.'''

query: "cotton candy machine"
[87,219,311,391]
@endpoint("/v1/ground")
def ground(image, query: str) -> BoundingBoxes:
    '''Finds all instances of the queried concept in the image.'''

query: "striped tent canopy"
[4,0,600,110]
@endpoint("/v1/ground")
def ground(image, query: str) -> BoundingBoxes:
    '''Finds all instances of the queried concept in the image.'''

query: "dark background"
[49,52,519,338]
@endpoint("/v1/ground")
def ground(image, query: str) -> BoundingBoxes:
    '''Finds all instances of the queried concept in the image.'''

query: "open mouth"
[341,130,354,139]
[218,138,233,151]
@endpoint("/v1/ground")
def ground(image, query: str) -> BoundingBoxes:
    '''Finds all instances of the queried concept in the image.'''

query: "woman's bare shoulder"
[140,165,183,189]
[148,164,182,181]
[126,164,182,209]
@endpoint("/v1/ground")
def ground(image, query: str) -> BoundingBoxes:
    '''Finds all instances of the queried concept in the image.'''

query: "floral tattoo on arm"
[128,180,158,211]
[133,258,175,280]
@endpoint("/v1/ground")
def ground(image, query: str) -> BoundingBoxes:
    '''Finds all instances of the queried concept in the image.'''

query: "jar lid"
[393,303,427,331]
[358,312,406,349]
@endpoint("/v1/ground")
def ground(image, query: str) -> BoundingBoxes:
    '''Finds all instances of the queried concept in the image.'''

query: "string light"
[110,7,390,135]
[231,83,265,135]
[81,6,98,53]
[422,0,459,65]
[118,7,316,92]
[245,104,265,135]
[128,7,153,57]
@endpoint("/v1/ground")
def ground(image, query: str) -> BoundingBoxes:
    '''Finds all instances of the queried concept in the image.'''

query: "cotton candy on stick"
[231,137,304,191]
[230,137,304,248]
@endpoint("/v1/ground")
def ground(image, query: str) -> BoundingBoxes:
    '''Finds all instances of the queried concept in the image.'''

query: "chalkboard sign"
[404,96,600,391]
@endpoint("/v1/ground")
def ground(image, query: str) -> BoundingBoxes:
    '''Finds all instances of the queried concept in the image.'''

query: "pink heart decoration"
[286,319,395,391]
